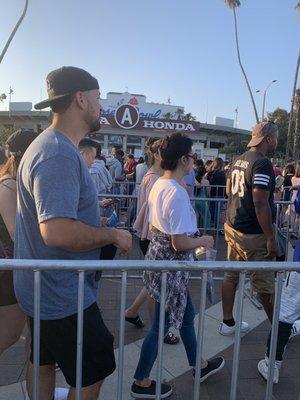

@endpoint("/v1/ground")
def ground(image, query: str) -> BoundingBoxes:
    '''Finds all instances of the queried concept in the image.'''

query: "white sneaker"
[26,388,69,400]
[218,321,250,336]
[257,358,279,384]
[290,320,300,339]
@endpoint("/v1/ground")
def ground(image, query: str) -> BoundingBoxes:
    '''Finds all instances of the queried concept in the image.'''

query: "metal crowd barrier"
[98,192,297,258]
[1,259,300,400]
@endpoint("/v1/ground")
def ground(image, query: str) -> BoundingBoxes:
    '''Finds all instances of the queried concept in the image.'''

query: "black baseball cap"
[34,66,99,110]
[6,129,38,158]
[79,137,102,150]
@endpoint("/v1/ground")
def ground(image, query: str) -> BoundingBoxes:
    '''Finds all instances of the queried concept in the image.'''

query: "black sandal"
[125,315,145,328]
[164,331,180,345]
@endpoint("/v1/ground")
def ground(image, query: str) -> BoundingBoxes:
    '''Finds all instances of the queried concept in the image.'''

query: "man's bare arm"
[40,218,132,253]
[253,188,276,258]
[226,178,231,197]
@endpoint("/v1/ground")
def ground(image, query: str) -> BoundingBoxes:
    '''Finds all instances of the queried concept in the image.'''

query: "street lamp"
[256,79,277,121]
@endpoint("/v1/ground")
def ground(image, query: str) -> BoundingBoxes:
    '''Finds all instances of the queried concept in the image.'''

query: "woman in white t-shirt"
[131,133,225,399]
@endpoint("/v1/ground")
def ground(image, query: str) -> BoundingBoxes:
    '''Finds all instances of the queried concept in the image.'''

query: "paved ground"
[0,236,299,400]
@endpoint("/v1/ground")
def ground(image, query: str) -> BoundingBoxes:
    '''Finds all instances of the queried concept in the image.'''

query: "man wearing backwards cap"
[219,121,279,336]
[14,67,132,400]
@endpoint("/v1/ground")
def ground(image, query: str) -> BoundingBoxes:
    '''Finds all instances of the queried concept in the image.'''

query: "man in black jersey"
[219,122,279,336]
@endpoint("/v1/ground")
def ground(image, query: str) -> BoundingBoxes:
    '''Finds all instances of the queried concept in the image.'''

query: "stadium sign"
[100,104,200,132]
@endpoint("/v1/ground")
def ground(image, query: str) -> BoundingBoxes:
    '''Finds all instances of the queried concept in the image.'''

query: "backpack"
[294,188,300,215]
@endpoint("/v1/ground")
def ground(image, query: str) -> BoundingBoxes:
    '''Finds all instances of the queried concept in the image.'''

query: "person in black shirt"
[282,163,295,202]
[219,122,279,336]
[206,158,226,225]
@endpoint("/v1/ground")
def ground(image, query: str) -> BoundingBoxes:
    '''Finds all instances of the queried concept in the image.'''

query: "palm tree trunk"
[285,51,300,160]
[0,0,29,64]
[233,7,259,123]
[292,90,300,159]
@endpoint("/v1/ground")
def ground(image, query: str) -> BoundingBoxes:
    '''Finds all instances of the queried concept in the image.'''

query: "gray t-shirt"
[14,130,101,320]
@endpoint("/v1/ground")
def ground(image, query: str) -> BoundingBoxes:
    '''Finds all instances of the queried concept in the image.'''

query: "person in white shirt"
[131,133,225,399]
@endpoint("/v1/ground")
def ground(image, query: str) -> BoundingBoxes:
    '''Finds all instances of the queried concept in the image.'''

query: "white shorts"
[279,271,300,324]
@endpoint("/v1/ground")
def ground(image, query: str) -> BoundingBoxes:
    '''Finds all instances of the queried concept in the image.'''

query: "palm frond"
[296,2,300,13]
[224,0,241,9]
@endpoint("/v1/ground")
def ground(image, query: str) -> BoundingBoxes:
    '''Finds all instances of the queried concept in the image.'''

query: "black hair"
[284,163,295,176]
[50,94,75,114]
[195,159,204,168]
[79,137,101,158]
[160,132,193,171]
[127,154,135,159]
[116,149,124,158]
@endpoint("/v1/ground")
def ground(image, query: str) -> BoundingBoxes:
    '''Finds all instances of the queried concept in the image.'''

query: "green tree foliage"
[267,108,296,157]
[222,133,248,156]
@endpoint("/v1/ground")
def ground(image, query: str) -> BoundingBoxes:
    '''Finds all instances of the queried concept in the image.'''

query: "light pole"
[0,0,29,64]
[256,79,277,121]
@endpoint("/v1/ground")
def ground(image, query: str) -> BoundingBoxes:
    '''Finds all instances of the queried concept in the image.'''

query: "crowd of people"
[0,66,300,400]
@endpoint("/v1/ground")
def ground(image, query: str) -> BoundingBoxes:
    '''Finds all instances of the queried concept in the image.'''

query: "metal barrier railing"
[1,259,300,400]
[98,193,298,258]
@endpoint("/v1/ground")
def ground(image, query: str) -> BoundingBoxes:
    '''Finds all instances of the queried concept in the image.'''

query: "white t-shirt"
[148,178,197,235]
[135,163,149,185]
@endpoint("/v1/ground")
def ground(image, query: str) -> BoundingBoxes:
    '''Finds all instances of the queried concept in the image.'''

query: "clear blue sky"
[0,0,299,130]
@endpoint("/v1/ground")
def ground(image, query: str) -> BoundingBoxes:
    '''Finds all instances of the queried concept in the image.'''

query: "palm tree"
[285,2,300,159]
[224,0,259,123]
[293,89,300,159]
[285,52,300,159]
[0,94,7,102]
[163,112,172,119]
[0,0,29,64]
[183,112,197,121]
[176,108,184,120]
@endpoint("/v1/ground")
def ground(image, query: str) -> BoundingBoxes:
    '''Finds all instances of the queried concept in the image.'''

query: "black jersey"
[226,150,276,234]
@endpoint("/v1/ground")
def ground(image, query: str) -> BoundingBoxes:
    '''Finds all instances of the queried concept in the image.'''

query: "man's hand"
[114,229,132,255]
[100,198,114,208]
[266,237,277,259]
[100,217,108,227]
[198,235,214,250]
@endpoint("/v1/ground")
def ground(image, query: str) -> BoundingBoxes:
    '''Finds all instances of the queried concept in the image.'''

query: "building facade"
[0,93,250,159]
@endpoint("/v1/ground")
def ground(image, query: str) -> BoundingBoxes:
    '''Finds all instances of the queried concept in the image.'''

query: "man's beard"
[88,118,101,132]
[84,109,101,132]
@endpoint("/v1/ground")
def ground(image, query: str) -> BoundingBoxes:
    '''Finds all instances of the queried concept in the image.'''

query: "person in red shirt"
[124,154,137,195]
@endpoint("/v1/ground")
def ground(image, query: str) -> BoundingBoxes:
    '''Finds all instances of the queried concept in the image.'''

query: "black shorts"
[28,302,116,387]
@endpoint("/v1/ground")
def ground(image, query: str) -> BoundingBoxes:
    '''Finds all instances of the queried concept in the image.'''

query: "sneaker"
[26,388,69,400]
[193,357,225,382]
[131,380,172,399]
[218,321,250,336]
[290,320,300,339]
[258,359,279,384]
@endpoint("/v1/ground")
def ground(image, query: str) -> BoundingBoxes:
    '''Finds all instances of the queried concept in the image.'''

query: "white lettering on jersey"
[231,169,245,197]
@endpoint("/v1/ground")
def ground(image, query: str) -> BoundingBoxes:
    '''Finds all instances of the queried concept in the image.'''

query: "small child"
[258,239,300,383]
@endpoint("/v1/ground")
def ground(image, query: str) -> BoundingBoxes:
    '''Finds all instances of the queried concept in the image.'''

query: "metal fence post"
[33,270,41,400]
[215,200,222,249]
[265,271,284,400]
[193,271,208,400]
[230,271,246,400]
[76,271,85,400]
[156,272,167,400]
[117,271,127,400]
